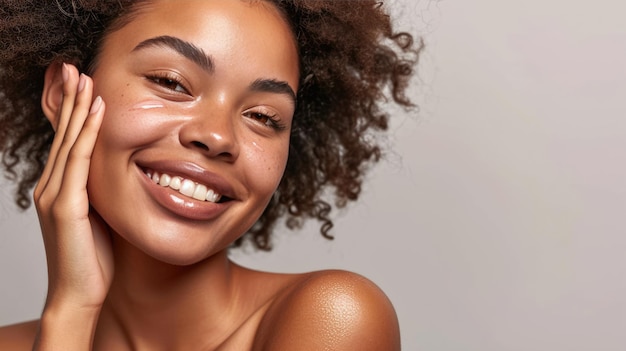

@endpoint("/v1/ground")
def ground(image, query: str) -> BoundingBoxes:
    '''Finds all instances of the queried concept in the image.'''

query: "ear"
[41,62,65,131]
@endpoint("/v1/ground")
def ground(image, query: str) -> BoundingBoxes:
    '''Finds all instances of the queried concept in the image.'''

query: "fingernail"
[90,96,103,114]
[62,63,69,83]
[78,74,87,92]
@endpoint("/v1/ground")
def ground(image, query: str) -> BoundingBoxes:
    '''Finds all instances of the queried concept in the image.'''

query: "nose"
[178,107,240,161]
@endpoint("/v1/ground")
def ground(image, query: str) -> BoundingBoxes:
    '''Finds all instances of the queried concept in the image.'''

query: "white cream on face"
[251,141,264,152]
[132,101,165,110]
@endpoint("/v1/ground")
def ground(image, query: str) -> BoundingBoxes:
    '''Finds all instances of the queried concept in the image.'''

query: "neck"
[95,233,243,350]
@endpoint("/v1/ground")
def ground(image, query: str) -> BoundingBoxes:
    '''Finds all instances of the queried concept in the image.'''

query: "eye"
[146,73,190,95]
[243,110,287,131]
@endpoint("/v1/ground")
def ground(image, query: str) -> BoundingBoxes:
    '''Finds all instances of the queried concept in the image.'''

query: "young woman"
[0,0,419,349]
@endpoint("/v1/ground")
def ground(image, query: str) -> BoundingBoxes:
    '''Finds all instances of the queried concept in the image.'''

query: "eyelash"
[145,72,190,95]
[244,111,287,131]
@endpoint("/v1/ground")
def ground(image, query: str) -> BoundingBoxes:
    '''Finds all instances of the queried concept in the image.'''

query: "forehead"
[98,0,299,82]
[109,0,293,49]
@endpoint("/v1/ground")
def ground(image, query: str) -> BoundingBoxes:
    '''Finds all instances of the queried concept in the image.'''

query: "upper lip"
[137,160,237,200]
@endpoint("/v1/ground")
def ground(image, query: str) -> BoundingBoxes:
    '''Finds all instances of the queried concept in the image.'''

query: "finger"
[35,63,80,198]
[54,64,82,154]
[55,96,105,214]
[41,73,95,201]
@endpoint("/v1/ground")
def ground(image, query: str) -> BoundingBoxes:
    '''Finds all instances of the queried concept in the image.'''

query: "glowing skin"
[8,2,401,350]
[251,141,265,152]
[87,0,299,265]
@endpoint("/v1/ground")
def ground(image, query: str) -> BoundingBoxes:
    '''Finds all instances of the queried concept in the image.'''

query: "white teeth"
[146,170,223,203]
[206,189,220,203]
[170,177,182,190]
[180,179,196,197]
[158,174,171,187]
[192,184,208,201]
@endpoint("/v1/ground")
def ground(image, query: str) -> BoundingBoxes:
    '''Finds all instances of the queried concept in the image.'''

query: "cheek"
[95,85,137,147]
[94,78,171,148]
[97,101,177,150]
[243,138,290,193]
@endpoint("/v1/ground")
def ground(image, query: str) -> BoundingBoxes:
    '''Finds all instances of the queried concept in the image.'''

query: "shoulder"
[0,320,39,351]
[254,270,400,351]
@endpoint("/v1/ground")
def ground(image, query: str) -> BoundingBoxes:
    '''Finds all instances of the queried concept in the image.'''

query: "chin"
[110,222,234,267]
[143,243,214,266]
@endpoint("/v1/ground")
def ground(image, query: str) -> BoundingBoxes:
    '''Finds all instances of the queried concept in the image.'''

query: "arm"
[0,321,39,351]
[255,270,401,351]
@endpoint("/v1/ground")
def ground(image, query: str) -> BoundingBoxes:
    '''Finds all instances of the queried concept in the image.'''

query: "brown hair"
[0,0,421,250]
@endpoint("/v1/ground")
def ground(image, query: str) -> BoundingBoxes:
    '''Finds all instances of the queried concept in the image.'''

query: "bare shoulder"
[0,320,39,351]
[254,270,400,351]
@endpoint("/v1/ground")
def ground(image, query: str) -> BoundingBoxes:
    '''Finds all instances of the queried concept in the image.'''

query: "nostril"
[191,141,209,151]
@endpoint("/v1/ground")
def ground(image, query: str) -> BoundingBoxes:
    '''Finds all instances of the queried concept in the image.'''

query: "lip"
[135,160,237,221]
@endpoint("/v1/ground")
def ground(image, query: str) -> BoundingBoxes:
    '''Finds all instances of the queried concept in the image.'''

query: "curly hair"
[0,0,421,250]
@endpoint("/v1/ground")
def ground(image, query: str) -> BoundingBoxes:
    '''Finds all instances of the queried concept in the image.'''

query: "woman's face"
[87,0,299,264]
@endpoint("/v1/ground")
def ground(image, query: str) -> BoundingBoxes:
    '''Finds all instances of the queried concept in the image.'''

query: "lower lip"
[137,166,231,221]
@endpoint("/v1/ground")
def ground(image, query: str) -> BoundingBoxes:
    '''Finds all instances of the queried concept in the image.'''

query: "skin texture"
[0,1,401,350]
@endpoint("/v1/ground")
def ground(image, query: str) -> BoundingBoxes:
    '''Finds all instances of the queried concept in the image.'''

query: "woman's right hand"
[32,63,113,349]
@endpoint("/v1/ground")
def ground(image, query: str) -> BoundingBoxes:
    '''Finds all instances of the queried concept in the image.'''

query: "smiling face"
[86,0,299,265]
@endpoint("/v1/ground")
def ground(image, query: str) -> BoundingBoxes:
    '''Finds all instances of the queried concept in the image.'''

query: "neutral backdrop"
[2,1,625,350]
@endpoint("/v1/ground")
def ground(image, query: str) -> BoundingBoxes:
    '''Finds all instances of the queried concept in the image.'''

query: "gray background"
[2,1,626,350]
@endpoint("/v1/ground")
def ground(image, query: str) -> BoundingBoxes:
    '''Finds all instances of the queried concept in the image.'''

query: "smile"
[144,169,222,203]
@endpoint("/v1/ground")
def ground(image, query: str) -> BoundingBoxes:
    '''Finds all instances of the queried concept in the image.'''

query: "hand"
[33,63,113,315]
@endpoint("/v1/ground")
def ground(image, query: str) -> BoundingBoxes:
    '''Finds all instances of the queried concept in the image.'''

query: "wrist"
[35,302,101,350]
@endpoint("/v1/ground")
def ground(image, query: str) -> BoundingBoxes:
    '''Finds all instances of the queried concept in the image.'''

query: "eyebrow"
[133,35,297,105]
[250,79,297,107]
[132,35,214,73]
